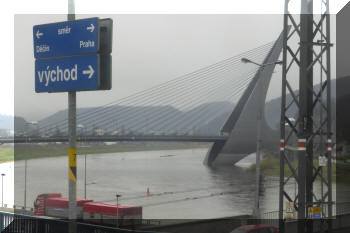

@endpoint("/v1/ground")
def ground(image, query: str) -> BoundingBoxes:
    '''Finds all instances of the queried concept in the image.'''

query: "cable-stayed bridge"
[7,31,284,166]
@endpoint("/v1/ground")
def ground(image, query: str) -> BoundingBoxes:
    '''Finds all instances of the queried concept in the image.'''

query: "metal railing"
[0,211,14,232]
[260,201,350,227]
[0,212,162,233]
[260,210,280,226]
[333,201,350,215]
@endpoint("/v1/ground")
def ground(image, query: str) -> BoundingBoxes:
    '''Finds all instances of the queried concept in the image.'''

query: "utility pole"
[1,174,5,207]
[84,154,87,199]
[24,160,27,211]
[279,0,333,233]
[116,194,121,228]
[299,1,314,232]
[240,58,283,221]
[68,0,77,232]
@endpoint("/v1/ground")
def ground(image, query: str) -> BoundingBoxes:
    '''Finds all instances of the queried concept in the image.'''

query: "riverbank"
[246,157,350,183]
[0,142,209,163]
[0,148,14,163]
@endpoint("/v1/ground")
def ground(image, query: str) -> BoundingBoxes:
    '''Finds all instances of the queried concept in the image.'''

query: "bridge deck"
[1,135,228,144]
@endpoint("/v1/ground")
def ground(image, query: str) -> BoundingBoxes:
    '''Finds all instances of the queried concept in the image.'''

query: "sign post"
[32,1,112,233]
[67,2,77,233]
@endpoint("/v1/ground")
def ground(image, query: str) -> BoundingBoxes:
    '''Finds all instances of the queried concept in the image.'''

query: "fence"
[260,210,279,226]
[1,204,34,216]
[2,202,350,233]
[0,212,13,232]
[0,212,162,233]
[260,201,350,227]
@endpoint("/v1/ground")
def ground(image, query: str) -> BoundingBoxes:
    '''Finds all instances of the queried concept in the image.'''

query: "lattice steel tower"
[279,0,333,233]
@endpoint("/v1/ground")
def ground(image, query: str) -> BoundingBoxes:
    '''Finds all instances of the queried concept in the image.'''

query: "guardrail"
[260,210,279,226]
[0,204,35,217]
[260,201,350,227]
[0,212,163,233]
[0,211,13,232]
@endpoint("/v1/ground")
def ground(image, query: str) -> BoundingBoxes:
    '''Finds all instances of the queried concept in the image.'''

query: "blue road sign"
[33,18,99,59]
[35,55,99,93]
[308,206,322,219]
[311,213,321,219]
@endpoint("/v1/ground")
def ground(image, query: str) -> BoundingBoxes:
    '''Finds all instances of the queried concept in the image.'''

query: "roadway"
[0,135,228,144]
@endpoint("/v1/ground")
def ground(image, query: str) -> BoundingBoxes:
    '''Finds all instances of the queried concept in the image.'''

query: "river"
[0,148,341,219]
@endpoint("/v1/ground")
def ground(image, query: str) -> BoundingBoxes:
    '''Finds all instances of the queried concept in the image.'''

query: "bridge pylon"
[204,29,286,166]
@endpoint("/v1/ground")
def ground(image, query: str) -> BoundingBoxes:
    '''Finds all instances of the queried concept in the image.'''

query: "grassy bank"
[336,162,350,184]
[246,157,345,183]
[0,148,14,163]
[0,142,209,162]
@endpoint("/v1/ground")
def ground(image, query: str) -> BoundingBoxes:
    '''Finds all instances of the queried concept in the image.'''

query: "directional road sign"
[33,17,112,92]
[33,18,99,58]
[35,55,99,93]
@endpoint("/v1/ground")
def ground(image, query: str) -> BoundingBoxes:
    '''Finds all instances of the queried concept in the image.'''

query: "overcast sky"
[1,0,347,120]
[15,14,287,121]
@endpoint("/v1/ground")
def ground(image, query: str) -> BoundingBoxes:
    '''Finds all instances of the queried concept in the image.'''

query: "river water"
[3,148,340,219]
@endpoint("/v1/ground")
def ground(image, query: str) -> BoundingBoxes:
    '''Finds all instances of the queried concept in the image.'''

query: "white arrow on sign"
[36,30,44,39]
[82,65,95,79]
[87,24,95,32]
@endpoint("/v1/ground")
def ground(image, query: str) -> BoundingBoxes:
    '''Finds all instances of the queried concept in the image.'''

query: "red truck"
[34,193,142,227]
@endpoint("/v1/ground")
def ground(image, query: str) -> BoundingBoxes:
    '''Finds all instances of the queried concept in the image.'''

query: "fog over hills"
[36,102,235,136]
[0,114,14,130]
[21,97,299,136]
[11,79,337,135]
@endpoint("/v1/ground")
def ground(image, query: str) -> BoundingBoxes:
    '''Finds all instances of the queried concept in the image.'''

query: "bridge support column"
[204,29,285,167]
[204,141,226,166]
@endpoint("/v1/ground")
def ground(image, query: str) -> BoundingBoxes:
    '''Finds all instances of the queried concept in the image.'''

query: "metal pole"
[325,0,333,229]
[294,152,297,199]
[68,1,77,233]
[319,0,324,218]
[84,154,86,199]
[116,196,118,228]
[68,0,75,20]
[253,69,264,221]
[1,174,4,207]
[254,130,261,220]
[299,1,313,232]
[116,194,121,228]
[24,160,27,211]
[279,2,289,232]
[68,91,77,224]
